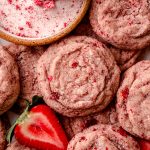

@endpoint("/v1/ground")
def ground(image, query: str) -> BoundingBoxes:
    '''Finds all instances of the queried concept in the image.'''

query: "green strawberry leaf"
[6,122,15,143]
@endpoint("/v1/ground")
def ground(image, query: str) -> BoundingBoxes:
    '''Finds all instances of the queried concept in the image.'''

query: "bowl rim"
[0,0,91,46]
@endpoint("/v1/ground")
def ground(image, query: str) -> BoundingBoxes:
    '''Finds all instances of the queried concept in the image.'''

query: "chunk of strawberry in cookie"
[139,140,150,150]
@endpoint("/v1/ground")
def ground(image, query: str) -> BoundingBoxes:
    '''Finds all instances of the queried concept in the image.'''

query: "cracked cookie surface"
[117,60,150,140]
[90,0,150,50]
[74,16,141,71]
[0,45,20,114]
[37,36,120,117]
[62,102,118,139]
[67,124,140,150]
[0,119,6,150]
[7,44,45,112]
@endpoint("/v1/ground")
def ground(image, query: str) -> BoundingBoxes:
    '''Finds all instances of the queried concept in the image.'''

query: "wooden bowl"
[0,0,91,46]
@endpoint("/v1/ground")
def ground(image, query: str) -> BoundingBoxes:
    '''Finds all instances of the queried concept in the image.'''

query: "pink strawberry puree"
[0,0,84,38]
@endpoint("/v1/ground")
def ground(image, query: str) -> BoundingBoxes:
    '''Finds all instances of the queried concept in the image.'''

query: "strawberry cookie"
[37,36,120,117]
[117,61,150,140]
[67,124,140,150]
[109,46,141,71]
[62,102,118,139]
[0,119,6,150]
[0,45,20,115]
[74,17,141,71]
[6,140,34,150]
[90,0,150,50]
[7,44,45,112]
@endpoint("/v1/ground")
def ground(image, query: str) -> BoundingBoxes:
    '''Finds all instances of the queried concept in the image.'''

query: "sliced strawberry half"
[7,96,68,150]
[139,139,150,150]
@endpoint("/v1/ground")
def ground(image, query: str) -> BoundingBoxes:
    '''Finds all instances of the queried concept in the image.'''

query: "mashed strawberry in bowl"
[0,0,90,46]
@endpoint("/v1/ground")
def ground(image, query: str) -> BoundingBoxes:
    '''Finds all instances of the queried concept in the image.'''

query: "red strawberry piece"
[121,87,129,100]
[34,0,55,9]
[48,76,53,82]
[139,140,150,150]
[8,0,12,4]
[71,62,78,68]
[43,0,55,9]
[34,0,43,7]
[7,96,68,150]
[117,127,127,137]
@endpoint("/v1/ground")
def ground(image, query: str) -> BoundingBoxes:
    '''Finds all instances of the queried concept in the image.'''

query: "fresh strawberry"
[7,96,68,150]
[139,140,150,150]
